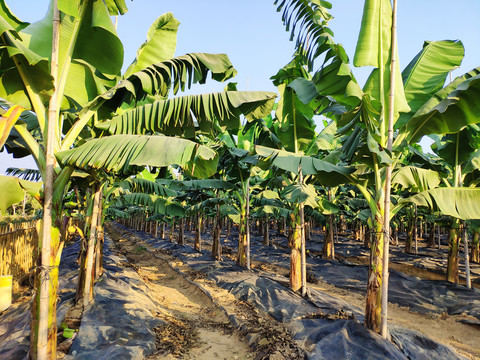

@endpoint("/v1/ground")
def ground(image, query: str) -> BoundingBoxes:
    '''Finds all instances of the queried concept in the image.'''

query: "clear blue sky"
[1,0,479,174]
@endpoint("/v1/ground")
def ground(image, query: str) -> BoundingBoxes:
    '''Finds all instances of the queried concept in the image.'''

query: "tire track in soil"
[108,224,305,360]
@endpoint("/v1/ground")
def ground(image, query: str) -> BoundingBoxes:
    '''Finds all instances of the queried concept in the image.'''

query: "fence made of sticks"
[0,220,37,235]
[0,225,38,288]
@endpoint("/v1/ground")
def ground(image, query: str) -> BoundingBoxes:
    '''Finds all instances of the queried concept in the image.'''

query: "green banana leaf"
[281,183,318,208]
[273,0,337,71]
[123,12,179,78]
[391,166,441,192]
[0,0,28,31]
[121,193,184,216]
[255,145,354,187]
[104,91,277,139]
[83,53,239,117]
[431,126,480,169]
[401,188,480,220]
[402,68,480,144]
[275,83,316,152]
[116,178,177,197]
[5,167,42,181]
[397,40,464,129]
[56,134,218,178]
[0,175,42,212]
[0,20,53,109]
[354,0,409,121]
[26,0,123,104]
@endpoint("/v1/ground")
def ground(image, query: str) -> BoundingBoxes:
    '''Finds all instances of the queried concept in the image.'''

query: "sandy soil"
[113,237,254,360]
[109,225,304,360]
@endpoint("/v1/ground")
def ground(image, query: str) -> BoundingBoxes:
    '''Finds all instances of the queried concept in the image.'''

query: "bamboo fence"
[0,220,37,235]
[0,226,38,288]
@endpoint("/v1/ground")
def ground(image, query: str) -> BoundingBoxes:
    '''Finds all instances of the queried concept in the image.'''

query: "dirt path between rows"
[108,225,305,360]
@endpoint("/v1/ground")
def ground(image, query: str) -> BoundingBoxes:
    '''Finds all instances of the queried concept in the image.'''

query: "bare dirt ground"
[108,225,305,360]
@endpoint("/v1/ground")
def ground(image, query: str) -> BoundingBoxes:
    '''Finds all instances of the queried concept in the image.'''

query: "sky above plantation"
[1,0,480,174]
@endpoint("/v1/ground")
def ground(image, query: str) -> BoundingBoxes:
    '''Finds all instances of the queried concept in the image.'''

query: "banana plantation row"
[1,0,480,359]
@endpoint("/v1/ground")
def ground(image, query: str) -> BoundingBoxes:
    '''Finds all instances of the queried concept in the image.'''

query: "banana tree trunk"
[178,217,184,246]
[160,222,165,238]
[471,230,479,263]
[427,222,436,247]
[447,218,461,283]
[237,182,250,268]
[195,215,202,252]
[414,205,418,254]
[30,220,63,360]
[169,217,175,243]
[94,195,104,280]
[462,222,471,289]
[289,205,302,292]
[263,214,270,246]
[365,203,385,333]
[237,209,248,267]
[226,218,231,236]
[82,184,102,307]
[322,214,335,259]
[31,1,61,358]
[212,195,221,260]
[76,193,91,303]
[405,215,414,253]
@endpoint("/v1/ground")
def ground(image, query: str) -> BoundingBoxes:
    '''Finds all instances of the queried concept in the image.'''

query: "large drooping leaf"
[354,0,390,68]
[121,193,184,216]
[24,0,123,76]
[5,167,42,181]
[159,179,235,191]
[305,121,338,154]
[116,178,177,197]
[83,53,238,116]
[124,12,179,78]
[401,188,480,220]
[220,204,240,224]
[0,175,42,212]
[255,145,354,187]
[401,67,480,144]
[391,166,441,192]
[396,40,464,129]
[56,135,218,178]
[189,197,227,213]
[104,91,277,139]
[273,0,340,71]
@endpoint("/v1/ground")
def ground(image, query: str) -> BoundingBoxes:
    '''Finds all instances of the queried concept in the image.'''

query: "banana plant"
[0,2,277,357]
[399,125,480,282]
[157,177,234,256]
